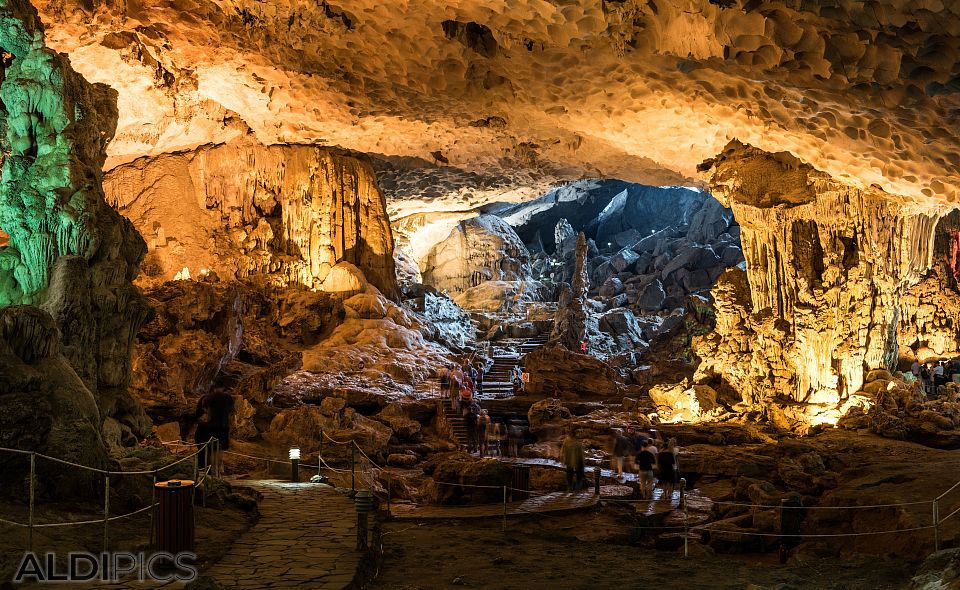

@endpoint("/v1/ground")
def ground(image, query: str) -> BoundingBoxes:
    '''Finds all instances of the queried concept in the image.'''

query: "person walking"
[465,402,480,453]
[611,429,630,481]
[561,429,585,492]
[636,439,657,500]
[508,420,524,457]
[656,438,680,500]
[477,409,491,456]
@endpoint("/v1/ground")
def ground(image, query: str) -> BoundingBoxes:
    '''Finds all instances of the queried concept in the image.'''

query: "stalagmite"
[550,232,589,351]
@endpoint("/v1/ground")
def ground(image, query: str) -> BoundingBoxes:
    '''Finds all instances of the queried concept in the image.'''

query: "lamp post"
[354,490,373,550]
[289,446,300,483]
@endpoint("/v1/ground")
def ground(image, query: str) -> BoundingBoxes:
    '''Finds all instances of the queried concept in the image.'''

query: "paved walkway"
[207,480,362,589]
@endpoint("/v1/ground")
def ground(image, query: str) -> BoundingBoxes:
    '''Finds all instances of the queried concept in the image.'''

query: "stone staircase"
[441,397,470,448]
[482,336,549,399]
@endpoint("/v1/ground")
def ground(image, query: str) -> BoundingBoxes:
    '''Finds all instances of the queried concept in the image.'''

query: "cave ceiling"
[34,0,960,209]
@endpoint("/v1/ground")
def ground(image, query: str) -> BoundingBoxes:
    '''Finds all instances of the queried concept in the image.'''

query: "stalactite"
[694,141,948,428]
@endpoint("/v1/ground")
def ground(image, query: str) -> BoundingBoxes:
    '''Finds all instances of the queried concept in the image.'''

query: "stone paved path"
[207,480,362,589]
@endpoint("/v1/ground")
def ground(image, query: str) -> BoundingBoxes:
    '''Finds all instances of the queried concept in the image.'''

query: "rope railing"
[0,439,218,552]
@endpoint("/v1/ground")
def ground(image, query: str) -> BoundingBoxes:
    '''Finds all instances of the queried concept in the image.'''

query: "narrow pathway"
[207,480,362,589]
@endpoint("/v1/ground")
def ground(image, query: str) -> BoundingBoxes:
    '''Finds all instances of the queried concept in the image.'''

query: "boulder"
[423,452,513,504]
[320,261,368,295]
[598,277,625,298]
[599,308,646,349]
[374,404,422,439]
[523,346,620,398]
[635,279,666,312]
[387,453,419,467]
[527,398,573,438]
[610,248,640,272]
[611,229,641,249]
[686,197,731,244]
[648,381,720,422]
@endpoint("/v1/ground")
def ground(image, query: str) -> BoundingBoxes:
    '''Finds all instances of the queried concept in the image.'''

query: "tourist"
[626,426,642,473]
[611,429,630,481]
[508,420,524,457]
[911,359,922,381]
[657,438,680,500]
[477,409,491,456]
[459,380,474,414]
[486,415,500,456]
[636,439,657,500]
[499,420,510,457]
[193,390,235,475]
[465,402,480,453]
[935,361,946,396]
[561,429,585,492]
[439,365,449,392]
[474,362,484,396]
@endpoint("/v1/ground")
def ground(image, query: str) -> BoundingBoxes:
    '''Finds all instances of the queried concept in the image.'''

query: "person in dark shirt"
[636,439,657,500]
[612,429,630,481]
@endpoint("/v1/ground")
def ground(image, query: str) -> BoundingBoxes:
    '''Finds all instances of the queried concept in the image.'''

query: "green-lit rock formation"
[0,0,152,487]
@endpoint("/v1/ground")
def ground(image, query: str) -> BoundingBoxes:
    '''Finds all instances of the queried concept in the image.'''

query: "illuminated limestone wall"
[694,141,943,424]
[0,0,151,481]
[104,140,398,297]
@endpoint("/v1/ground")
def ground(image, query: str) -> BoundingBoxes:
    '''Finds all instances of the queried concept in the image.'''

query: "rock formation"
[105,140,398,298]
[549,232,588,351]
[693,141,945,428]
[0,0,150,484]
[420,214,531,294]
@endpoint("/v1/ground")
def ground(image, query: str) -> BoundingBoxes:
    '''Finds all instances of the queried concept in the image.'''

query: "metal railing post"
[683,490,689,558]
[934,499,941,552]
[28,453,35,551]
[103,474,110,553]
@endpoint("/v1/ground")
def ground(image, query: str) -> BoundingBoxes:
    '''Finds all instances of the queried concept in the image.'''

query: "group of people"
[439,359,484,413]
[560,426,681,499]
[912,359,959,397]
[439,359,527,457]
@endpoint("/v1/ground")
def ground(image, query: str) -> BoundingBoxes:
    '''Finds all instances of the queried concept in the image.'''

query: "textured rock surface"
[0,0,150,460]
[34,0,960,206]
[694,141,944,426]
[420,214,531,293]
[105,140,397,297]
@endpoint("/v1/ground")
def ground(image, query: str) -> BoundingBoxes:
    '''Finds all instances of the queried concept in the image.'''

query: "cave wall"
[0,0,151,482]
[694,141,944,424]
[104,140,398,298]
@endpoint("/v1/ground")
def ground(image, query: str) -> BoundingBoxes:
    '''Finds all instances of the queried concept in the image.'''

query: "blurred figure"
[636,439,657,500]
[561,429,585,492]
[611,429,630,481]
[477,409,491,456]
[194,391,235,475]
[657,438,680,499]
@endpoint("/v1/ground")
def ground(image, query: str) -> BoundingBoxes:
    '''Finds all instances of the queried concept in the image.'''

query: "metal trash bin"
[155,480,195,554]
[511,464,530,501]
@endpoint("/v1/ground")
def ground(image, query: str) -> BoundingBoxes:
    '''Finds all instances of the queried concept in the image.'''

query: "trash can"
[155,480,195,554]
[511,464,530,501]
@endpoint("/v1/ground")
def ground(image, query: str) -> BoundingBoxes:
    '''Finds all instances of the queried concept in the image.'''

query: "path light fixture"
[289,446,300,483]
[354,490,373,550]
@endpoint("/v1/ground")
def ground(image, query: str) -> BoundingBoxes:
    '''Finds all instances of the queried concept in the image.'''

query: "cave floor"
[366,516,915,590]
